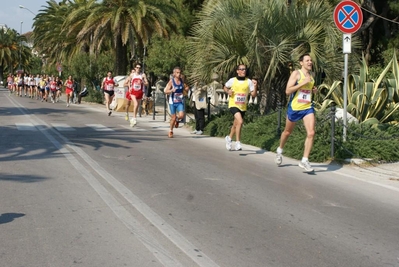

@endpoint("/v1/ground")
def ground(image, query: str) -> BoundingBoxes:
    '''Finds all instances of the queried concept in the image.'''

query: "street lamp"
[18,5,36,72]
[19,5,36,16]
[19,21,23,71]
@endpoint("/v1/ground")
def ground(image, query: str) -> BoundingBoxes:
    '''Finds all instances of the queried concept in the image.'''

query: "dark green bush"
[84,88,103,104]
[202,108,399,163]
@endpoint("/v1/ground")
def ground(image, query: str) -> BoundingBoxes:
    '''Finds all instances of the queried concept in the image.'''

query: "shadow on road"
[0,213,25,224]
[0,173,49,183]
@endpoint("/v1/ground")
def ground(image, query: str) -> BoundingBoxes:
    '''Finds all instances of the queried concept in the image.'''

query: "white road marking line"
[333,171,399,192]
[51,123,76,131]
[86,124,114,131]
[8,97,218,267]
[70,143,220,267]
[15,123,37,131]
[120,125,146,131]
[43,133,183,266]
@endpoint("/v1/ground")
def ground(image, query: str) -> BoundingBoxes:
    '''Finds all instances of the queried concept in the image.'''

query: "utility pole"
[19,21,23,71]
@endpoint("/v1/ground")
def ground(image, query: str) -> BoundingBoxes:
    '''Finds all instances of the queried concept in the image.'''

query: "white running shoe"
[67,102,70,107]
[298,160,314,172]
[275,153,283,166]
[130,118,137,127]
[191,130,198,134]
[225,136,232,151]
[125,113,129,121]
[235,141,242,151]
[196,130,203,135]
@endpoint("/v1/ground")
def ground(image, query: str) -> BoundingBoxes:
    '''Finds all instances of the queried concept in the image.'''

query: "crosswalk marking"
[51,123,76,131]
[15,123,37,131]
[86,124,114,131]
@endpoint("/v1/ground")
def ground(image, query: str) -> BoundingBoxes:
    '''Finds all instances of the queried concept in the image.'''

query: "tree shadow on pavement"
[0,213,25,224]
[0,173,49,183]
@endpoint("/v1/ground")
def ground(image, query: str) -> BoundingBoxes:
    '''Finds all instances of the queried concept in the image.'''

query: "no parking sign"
[333,0,363,34]
[333,1,363,141]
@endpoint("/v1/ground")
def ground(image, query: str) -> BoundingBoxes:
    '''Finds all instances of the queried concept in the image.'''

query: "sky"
[0,0,47,33]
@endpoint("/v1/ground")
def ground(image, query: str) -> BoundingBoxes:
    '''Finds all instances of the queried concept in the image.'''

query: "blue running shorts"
[169,102,184,115]
[287,105,314,122]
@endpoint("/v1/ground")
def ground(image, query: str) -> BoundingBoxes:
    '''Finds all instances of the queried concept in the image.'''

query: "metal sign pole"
[342,34,351,142]
[334,0,363,141]
[343,53,348,141]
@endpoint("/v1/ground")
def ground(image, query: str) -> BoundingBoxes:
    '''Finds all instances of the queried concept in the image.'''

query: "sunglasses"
[237,68,246,71]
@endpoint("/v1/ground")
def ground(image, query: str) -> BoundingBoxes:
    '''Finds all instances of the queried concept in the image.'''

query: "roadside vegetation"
[199,106,399,163]
[1,0,399,162]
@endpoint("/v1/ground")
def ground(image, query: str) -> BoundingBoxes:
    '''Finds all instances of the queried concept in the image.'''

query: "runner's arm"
[123,76,131,87]
[250,79,257,98]
[163,80,174,95]
[142,73,149,87]
[100,78,105,90]
[285,70,301,95]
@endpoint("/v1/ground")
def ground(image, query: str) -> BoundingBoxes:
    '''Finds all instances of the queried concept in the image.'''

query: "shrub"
[203,108,399,163]
[84,88,103,104]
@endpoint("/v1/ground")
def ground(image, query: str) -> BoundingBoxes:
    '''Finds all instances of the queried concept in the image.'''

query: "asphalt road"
[1,87,398,267]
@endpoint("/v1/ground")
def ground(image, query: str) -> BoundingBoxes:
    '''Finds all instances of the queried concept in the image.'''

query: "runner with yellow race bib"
[223,64,257,151]
[275,53,318,172]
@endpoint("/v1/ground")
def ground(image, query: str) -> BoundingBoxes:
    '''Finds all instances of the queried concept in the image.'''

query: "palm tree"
[0,27,25,81]
[187,0,361,111]
[65,0,180,75]
[33,0,81,67]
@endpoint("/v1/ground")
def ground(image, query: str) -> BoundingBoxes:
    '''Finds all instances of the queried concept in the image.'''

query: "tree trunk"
[381,2,391,39]
[0,65,4,87]
[365,27,374,64]
[360,0,378,65]
[114,34,128,75]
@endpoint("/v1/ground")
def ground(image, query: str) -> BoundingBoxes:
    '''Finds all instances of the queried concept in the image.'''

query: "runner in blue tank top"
[164,67,189,138]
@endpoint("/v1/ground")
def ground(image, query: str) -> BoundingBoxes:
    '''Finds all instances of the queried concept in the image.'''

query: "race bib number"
[297,90,311,103]
[106,84,114,91]
[174,93,183,103]
[234,93,246,105]
[132,79,142,91]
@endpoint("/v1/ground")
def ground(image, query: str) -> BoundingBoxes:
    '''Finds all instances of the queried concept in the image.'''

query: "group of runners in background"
[6,72,78,106]
[6,53,317,171]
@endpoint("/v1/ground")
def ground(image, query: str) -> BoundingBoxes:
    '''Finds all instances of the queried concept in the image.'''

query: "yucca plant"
[316,52,399,124]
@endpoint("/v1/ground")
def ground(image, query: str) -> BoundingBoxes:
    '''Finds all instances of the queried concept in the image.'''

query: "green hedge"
[200,108,399,163]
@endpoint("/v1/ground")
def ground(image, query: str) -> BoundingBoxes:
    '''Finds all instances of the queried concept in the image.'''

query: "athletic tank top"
[169,78,184,104]
[228,78,250,111]
[130,74,144,92]
[103,77,116,91]
[289,70,314,111]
